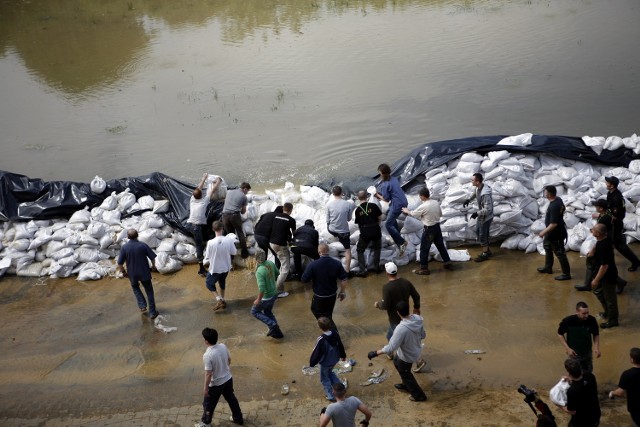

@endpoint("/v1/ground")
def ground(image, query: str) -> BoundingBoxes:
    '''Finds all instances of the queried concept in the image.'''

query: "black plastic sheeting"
[0,171,223,235]
[1,135,635,227]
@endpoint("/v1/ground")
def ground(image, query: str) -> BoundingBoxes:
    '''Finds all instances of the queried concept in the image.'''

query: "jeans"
[385,208,405,246]
[292,246,319,275]
[270,243,290,292]
[188,223,206,261]
[251,296,278,329]
[205,271,228,293]
[130,279,157,316]
[320,365,341,400]
[476,218,492,247]
[201,377,243,425]
[542,236,571,275]
[356,235,381,271]
[222,212,247,251]
[420,224,450,268]
[393,356,426,400]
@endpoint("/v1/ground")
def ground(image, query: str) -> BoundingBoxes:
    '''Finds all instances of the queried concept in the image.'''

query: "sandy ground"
[0,247,637,426]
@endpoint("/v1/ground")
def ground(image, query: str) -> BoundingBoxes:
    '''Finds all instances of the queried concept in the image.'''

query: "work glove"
[462,199,470,208]
[367,351,378,360]
[470,212,478,220]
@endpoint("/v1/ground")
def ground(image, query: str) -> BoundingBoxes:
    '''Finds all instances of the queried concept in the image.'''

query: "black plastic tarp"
[0,134,634,226]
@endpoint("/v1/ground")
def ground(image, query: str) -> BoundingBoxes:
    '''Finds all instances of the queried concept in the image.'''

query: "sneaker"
[194,422,211,427]
[149,311,159,319]
[213,300,225,311]
[229,415,244,425]
[474,252,490,262]
[399,241,408,257]
[139,307,148,313]
[277,291,289,298]
[409,395,427,402]
[271,326,284,339]
[412,359,427,373]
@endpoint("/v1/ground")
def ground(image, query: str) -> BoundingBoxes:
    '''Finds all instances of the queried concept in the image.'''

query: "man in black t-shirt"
[269,203,296,298]
[354,190,383,277]
[537,185,571,281]
[609,347,640,425]
[557,301,600,374]
[291,219,320,278]
[561,358,601,427]
[590,223,619,329]
[605,175,640,271]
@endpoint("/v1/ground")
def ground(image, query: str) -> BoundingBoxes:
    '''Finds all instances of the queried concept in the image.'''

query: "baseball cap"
[592,199,608,208]
[385,262,397,275]
[605,176,619,186]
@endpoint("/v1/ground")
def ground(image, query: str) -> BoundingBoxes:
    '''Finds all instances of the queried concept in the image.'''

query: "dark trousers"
[356,235,381,271]
[420,224,450,268]
[222,212,247,251]
[130,279,157,316]
[593,280,619,323]
[188,223,207,261]
[393,356,426,400]
[613,220,640,266]
[292,246,319,275]
[201,377,243,425]
[311,294,337,322]
[255,234,280,269]
[582,257,626,288]
[543,236,571,275]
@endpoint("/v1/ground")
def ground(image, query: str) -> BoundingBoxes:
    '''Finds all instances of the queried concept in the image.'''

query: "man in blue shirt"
[117,228,159,319]
[374,163,409,256]
[301,243,348,326]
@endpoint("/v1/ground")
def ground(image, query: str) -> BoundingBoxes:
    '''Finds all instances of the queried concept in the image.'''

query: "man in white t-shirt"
[203,221,237,311]
[319,382,372,427]
[188,174,221,276]
[327,186,355,276]
[196,328,243,427]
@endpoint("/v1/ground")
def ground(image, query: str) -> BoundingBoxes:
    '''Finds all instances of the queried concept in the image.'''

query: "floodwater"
[0,250,637,425]
[1,0,640,186]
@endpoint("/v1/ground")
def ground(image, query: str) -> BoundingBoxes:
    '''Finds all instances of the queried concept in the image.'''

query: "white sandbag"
[49,261,74,278]
[90,207,106,222]
[175,242,195,255]
[28,234,52,250]
[155,253,183,274]
[44,240,66,257]
[440,217,468,232]
[75,247,101,263]
[78,232,100,246]
[583,136,605,155]
[488,150,511,162]
[11,239,31,251]
[58,254,78,266]
[91,176,107,194]
[69,206,91,224]
[137,229,160,248]
[76,262,109,281]
[623,184,640,202]
[493,179,529,198]
[604,136,624,151]
[500,234,525,250]
[328,241,345,257]
[291,204,316,224]
[157,238,177,253]
[519,155,540,171]
[206,174,228,200]
[497,133,532,146]
[175,250,198,264]
[300,186,330,209]
[567,223,589,252]
[401,216,424,234]
[459,152,484,163]
[557,167,578,181]
[87,221,108,238]
[14,251,35,271]
[100,192,118,210]
[624,213,638,231]
[63,232,82,246]
[16,261,46,277]
[142,213,164,229]
[138,195,155,210]
[549,378,570,406]
[102,209,121,226]
[14,222,37,240]
[444,249,470,262]
[517,234,533,251]
[118,190,136,212]
[67,222,86,231]
[604,166,633,182]
[564,212,580,230]
[484,166,505,181]
[153,200,170,214]
[533,174,563,194]
[455,161,481,174]
[99,234,114,250]
[0,257,11,278]
[580,235,596,257]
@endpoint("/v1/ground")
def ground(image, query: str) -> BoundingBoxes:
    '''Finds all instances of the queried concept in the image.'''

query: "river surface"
[1,0,639,187]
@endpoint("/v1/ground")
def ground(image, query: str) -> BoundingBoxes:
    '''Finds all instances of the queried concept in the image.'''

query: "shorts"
[328,229,350,249]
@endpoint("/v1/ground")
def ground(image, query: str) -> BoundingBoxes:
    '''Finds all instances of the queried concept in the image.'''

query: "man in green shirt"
[251,248,283,339]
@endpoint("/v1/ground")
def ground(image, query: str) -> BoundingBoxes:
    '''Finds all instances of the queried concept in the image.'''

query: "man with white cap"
[373,262,426,372]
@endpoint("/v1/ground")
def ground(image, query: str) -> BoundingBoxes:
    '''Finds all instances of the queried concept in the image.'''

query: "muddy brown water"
[1,0,640,185]
[0,248,637,425]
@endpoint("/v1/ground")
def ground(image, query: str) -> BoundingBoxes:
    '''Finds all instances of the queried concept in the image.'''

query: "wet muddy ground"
[0,248,637,426]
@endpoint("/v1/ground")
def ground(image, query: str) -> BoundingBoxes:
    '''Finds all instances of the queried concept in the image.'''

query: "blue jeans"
[251,296,278,329]
[420,224,450,268]
[201,377,243,425]
[476,218,492,247]
[205,272,228,293]
[320,365,341,400]
[130,279,157,316]
[386,209,405,246]
[188,223,206,261]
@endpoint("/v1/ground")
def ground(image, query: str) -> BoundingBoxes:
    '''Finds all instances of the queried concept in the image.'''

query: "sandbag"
[90,176,107,194]
[155,253,183,274]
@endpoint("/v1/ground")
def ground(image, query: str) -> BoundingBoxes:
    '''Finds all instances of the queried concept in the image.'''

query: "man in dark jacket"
[605,175,640,271]
[537,185,571,281]
[354,190,382,277]
[302,243,348,324]
[269,202,296,298]
[253,206,282,268]
[309,317,347,402]
[561,358,601,426]
[291,219,320,279]
[590,223,620,329]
